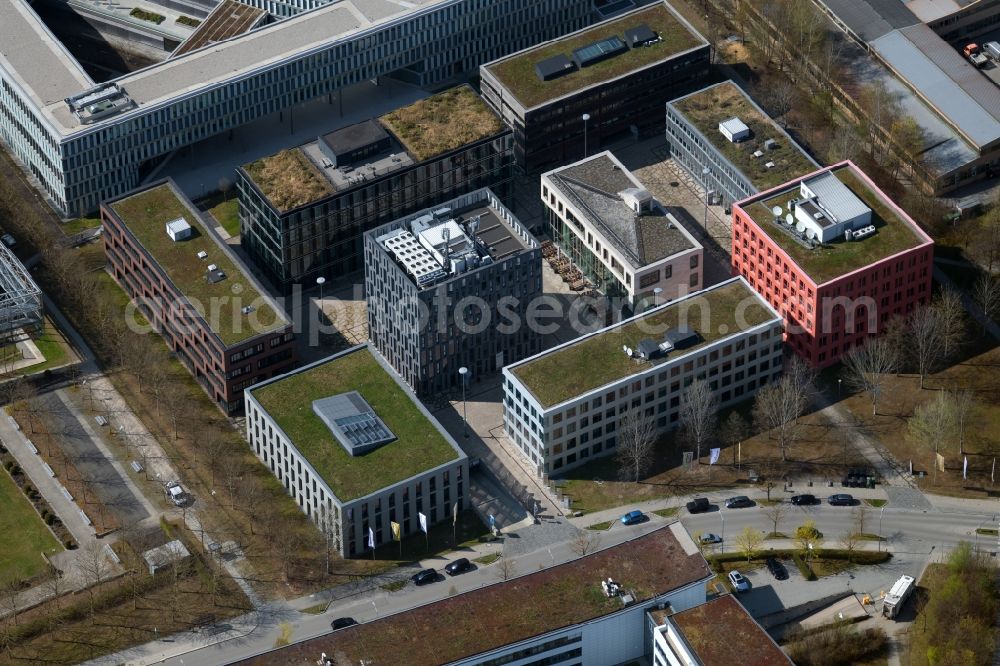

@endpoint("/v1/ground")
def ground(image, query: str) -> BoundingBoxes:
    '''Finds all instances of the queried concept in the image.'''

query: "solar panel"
[572,35,628,68]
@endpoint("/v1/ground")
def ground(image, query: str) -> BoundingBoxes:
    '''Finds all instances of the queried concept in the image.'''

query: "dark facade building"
[237,86,515,292]
[365,188,541,397]
[480,1,710,174]
[101,180,297,414]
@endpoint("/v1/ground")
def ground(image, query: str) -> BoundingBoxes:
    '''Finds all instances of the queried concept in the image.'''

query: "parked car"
[790,494,817,506]
[165,480,187,507]
[728,570,751,592]
[699,533,722,545]
[725,495,753,509]
[686,497,711,514]
[411,568,438,586]
[828,493,854,506]
[445,558,473,576]
[766,557,788,580]
[621,510,646,525]
[331,617,358,630]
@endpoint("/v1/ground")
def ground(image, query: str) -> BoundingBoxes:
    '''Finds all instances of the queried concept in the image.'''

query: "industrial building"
[365,188,541,396]
[731,161,934,368]
[480,1,710,173]
[237,86,514,291]
[665,81,820,210]
[502,278,783,476]
[0,0,590,217]
[244,344,468,557]
[541,151,703,305]
[101,180,296,413]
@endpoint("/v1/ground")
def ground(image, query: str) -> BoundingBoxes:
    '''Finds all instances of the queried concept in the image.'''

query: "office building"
[366,188,541,396]
[0,0,590,216]
[541,150,703,305]
[237,86,514,291]
[480,1,710,173]
[101,180,296,413]
[731,161,934,368]
[665,81,819,210]
[502,278,783,476]
[245,344,469,557]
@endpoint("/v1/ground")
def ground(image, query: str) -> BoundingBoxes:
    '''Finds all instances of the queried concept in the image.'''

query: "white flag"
[419,512,428,534]
[963,456,968,480]
[367,526,375,549]
[709,448,721,465]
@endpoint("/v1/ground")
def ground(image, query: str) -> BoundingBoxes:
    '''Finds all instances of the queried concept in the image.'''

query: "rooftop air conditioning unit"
[764,161,775,169]
[207,264,218,272]
[197,251,208,260]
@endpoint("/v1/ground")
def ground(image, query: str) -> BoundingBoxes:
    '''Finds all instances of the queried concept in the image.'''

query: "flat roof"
[485,2,706,109]
[870,24,1000,151]
[248,345,462,502]
[905,0,976,23]
[670,596,791,666]
[545,152,698,269]
[510,278,779,409]
[670,81,820,192]
[243,149,336,213]
[106,181,288,347]
[235,525,712,666]
[171,0,266,58]
[737,162,933,285]
[816,0,919,42]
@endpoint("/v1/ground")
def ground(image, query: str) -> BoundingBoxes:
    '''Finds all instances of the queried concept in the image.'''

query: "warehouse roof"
[815,0,919,42]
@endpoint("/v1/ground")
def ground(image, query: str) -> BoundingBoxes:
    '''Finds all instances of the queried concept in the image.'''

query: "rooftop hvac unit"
[197,250,208,260]
[165,218,192,242]
[764,161,775,169]
[752,150,763,158]
[764,138,778,150]
[207,264,218,272]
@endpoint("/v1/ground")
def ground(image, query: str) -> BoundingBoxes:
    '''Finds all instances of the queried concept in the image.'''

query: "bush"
[792,553,817,581]
[129,7,165,24]
[176,15,201,27]
[4,460,12,471]
[45,514,56,526]
[786,624,888,666]
[40,509,49,519]
[65,540,76,550]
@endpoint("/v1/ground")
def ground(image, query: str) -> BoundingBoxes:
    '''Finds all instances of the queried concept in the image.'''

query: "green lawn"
[0,318,74,379]
[62,217,102,236]
[207,199,240,237]
[864,499,887,507]
[587,521,613,531]
[0,469,61,585]
[652,507,679,519]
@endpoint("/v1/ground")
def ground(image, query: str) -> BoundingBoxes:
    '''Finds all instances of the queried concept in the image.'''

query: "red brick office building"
[731,161,934,368]
[102,180,297,413]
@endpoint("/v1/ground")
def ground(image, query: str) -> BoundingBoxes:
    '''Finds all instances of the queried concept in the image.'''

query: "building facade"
[731,161,935,368]
[480,2,710,173]
[542,150,703,305]
[0,0,591,217]
[237,87,515,291]
[502,278,783,476]
[101,180,296,413]
[245,344,469,558]
[366,188,541,396]
[665,81,820,211]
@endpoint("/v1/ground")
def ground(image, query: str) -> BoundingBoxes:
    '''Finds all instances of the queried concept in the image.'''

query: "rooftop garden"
[487,4,704,108]
[669,596,788,665]
[672,81,818,192]
[380,86,504,161]
[109,183,286,346]
[742,165,928,284]
[242,527,711,666]
[243,148,334,212]
[512,280,775,408]
[249,347,460,501]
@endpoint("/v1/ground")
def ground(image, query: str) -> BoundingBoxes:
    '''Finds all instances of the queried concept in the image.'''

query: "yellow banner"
[391,521,401,541]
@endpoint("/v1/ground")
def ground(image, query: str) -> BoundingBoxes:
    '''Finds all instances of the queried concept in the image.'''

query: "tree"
[852,504,869,537]
[842,337,898,415]
[908,305,944,389]
[570,530,601,557]
[973,273,1000,333]
[720,412,748,467]
[839,531,861,563]
[678,379,717,464]
[615,407,657,482]
[907,392,956,483]
[794,520,824,561]
[948,390,976,454]
[829,124,863,163]
[763,501,787,537]
[78,540,111,617]
[496,556,517,581]
[935,289,966,364]
[735,527,764,562]
[762,80,798,127]
[753,375,803,461]
[0,580,20,627]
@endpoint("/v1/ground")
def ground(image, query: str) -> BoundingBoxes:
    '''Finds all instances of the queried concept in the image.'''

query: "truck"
[882,574,915,619]
[984,41,1000,61]
[964,42,979,58]
[971,52,989,68]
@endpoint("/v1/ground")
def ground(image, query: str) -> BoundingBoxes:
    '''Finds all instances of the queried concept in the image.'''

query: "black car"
[790,494,817,506]
[445,558,473,576]
[766,557,788,580]
[725,496,754,509]
[828,493,854,506]
[411,568,438,585]
[686,497,711,514]
[331,617,358,630]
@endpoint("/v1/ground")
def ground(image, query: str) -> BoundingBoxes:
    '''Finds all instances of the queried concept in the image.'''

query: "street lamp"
[878,506,885,552]
[316,276,326,320]
[720,513,725,550]
[582,113,591,158]
[701,167,711,230]
[459,366,469,438]
[838,378,842,398]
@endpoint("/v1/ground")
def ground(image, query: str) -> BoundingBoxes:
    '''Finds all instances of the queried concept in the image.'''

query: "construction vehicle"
[882,575,915,619]
[964,43,979,58]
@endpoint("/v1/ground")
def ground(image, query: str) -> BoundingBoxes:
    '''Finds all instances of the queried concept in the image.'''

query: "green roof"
[487,3,704,109]
[243,148,334,213]
[110,183,287,347]
[512,280,776,408]
[741,164,929,284]
[379,85,504,161]
[249,347,460,502]
[672,81,818,192]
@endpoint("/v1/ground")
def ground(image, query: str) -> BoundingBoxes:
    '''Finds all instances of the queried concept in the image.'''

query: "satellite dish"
[795,222,806,233]
[785,213,793,225]
[806,229,816,240]
[771,205,783,216]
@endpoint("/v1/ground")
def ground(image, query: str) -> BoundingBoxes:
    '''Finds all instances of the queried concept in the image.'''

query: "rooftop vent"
[196,250,208,260]
[624,24,657,48]
[752,150,763,158]
[764,161,775,169]
[165,218,192,242]
[534,54,575,81]
[719,117,750,143]
[572,35,628,68]
[207,263,218,272]
[764,138,778,150]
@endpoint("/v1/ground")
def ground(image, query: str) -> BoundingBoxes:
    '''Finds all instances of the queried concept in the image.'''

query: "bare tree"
[496,556,517,581]
[787,356,818,422]
[935,289,966,364]
[948,390,976,454]
[907,392,955,483]
[829,124,863,163]
[753,376,802,461]
[78,540,111,617]
[570,530,601,557]
[735,527,764,563]
[839,530,860,562]
[0,580,20,626]
[159,383,190,440]
[985,210,1000,273]
[762,80,797,127]
[719,412,748,467]
[615,407,657,482]
[763,501,787,537]
[973,273,1000,333]
[842,337,898,415]
[239,474,267,536]
[678,379,717,463]
[908,305,944,389]
[852,504,870,537]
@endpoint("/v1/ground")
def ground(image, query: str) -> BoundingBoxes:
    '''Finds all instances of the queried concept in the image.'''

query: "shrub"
[11,464,21,476]
[65,540,76,550]
[176,15,201,27]
[792,553,817,581]
[786,624,888,666]
[45,514,55,526]
[4,460,12,471]
[129,7,166,24]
